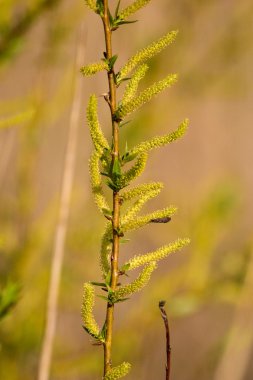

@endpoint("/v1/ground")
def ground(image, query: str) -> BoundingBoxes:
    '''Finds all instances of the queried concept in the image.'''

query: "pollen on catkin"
[118,30,178,80]
[84,0,97,13]
[121,182,164,202]
[112,262,157,302]
[117,74,177,118]
[119,153,148,188]
[82,283,100,339]
[87,95,109,155]
[118,0,151,20]
[122,206,177,232]
[130,119,189,155]
[81,61,109,76]
[121,64,149,106]
[104,362,131,380]
[89,151,110,214]
[126,238,190,270]
[121,184,163,224]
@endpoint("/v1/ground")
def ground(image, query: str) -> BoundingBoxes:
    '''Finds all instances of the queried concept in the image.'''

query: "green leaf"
[0,282,20,320]
[102,208,113,219]
[120,263,130,272]
[105,272,112,287]
[100,322,107,340]
[115,0,121,17]
[112,156,122,178]
[119,120,131,128]
[120,238,130,244]
[121,151,138,164]
[91,281,107,287]
[109,55,118,70]
[96,0,104,15]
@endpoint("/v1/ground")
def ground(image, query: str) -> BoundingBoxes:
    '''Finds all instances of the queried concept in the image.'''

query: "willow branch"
[101,0,121,376]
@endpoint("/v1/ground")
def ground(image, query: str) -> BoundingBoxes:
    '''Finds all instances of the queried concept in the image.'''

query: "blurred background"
[0,0,253,379]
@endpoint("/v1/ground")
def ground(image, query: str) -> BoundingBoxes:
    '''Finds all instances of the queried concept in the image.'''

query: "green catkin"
[117,74,177,119]
[104,362,131,380]
[118,0,151,20]
[118,30,178,80]
[119,153,148,188]
[121,185,163,224]
[84,0,97,13]
[100,223,112,276]
[87,95,109,155]
[130,119,189,155]
[121,182,164,202]
[112,262,157,302]
[82,283,100,339]
[122,206,177,233]
[81,61,109,76]
[89,151,110,214]
[125,238,191,270]
[121,64,149,106]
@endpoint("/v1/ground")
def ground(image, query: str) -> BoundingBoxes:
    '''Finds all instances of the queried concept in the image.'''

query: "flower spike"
[118,30,178,81]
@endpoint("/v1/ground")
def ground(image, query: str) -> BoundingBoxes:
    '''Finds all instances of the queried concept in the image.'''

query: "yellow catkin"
[118,30,178,80]
[81,283,101,339]
[112,262,157,301]
[84,0,97,13]
[121,64,149,106]
[117,74,177,118]
[100,223,112,277]
[87,95,109,155]
[104,362,131,380]
[122,206,177,232]
[121,182,164,202]
[121,185,163,224]
[131,119,189,155]
[81,61,109,76]
[89,151,110,214]
[119,153,148,188]
[126,238,190,270]
[118,0,151,20]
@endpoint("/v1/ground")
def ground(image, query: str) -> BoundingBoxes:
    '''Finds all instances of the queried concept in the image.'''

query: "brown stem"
[159,301,171,380]
[101,1,120,376]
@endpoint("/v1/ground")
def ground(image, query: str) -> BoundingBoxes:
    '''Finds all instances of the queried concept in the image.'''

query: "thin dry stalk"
[159,301,171,380]
[37,25,85,380]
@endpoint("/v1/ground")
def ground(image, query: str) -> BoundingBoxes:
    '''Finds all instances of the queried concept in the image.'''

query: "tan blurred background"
[0,0,253,379]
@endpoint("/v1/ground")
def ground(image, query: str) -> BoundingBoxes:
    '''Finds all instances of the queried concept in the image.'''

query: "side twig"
[159,300,171,380]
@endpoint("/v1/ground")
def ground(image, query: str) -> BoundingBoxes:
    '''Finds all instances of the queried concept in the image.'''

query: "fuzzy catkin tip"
[118,0,151,20]
[127,238,191,270]
[121,182,164,202]
[84,0,97,12]
[118,30,178,80]
[104,362,131,380]
[122,206,177,232]
[82,283,100,338]
[81,61,109,76]
[131,118,189,156]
